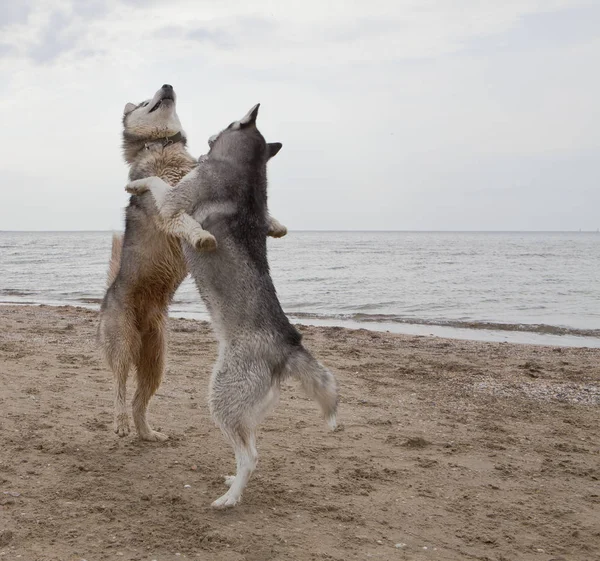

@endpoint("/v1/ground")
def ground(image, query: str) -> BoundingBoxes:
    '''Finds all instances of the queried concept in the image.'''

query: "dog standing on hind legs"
[99,85,289,442]
[126,103,338,507]
[99,84,205,442]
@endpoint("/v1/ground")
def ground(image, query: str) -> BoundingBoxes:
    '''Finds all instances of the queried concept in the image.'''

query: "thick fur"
[100,88,288,442]
[106,233,123,287]
[98,85,199,442]
[126,104,338,507]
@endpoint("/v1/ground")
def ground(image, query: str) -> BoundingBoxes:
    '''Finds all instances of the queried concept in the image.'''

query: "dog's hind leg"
[132,315,168,442]
[222,384,279,492]
[113,356,132,437]
[209,363,279,508]
[101,312,138,437]
[212,429,258,508]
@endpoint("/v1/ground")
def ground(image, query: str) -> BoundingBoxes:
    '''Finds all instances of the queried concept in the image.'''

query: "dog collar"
[144,131,184,150]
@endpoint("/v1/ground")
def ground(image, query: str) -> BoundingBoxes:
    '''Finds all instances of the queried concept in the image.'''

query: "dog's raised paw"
[125,180,149,195]
[269,224,287,238]
[195,234,217,252]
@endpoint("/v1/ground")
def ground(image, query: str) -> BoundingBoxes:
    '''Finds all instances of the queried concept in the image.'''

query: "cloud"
[0,3,32,28]
[0,1,109,65]
[0,43,14,58]
[186,16,277,50]
[105,0,596,70]
[27,10,81,64]
[2,0,594,68]
[118,0,161,6]
[187,27,237,50]
[0,0,598,230]
[72,0,110,20]
[465,3,600,53]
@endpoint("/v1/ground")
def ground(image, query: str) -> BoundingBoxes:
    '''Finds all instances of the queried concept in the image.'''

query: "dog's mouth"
[149,94,175,113]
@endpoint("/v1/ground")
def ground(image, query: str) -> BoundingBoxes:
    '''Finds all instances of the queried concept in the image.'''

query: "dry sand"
[0,304,599,561]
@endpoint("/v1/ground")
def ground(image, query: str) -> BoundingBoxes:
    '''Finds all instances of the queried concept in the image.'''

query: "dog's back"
[191,159,336,401]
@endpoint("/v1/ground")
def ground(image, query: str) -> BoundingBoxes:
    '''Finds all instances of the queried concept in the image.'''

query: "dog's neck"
[122,131,188,164]
[143,131,184,150]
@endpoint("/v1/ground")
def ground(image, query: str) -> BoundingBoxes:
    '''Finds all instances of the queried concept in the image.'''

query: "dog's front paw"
[268,219,288,238]
[269,224,288,238]
[125,179,150,195]
[194,232,218,252]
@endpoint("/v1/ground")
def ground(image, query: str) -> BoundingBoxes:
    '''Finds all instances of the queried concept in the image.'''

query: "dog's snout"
[162,84,173,91]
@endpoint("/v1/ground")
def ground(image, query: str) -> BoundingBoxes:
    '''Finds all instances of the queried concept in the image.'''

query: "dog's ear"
[267,142,282,159]
[123,102,137,115]
[239,103,260,127]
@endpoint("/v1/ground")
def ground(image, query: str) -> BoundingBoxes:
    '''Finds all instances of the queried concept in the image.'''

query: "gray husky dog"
[99,85,287,442]
[126,104,338,507]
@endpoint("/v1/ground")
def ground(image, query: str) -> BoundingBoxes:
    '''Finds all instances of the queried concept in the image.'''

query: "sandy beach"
[0,304,599,561]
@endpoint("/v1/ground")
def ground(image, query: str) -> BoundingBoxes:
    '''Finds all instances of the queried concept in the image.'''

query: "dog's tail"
[284,348,338,430]
[106,233,123,287]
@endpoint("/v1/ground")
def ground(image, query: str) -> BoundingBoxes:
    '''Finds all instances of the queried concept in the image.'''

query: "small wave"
[0,289,34,297]
[0,299,37,305]
[58,290,104,303]
[78,297,103,304]
[295,277,328,283]
[288,311,600,339]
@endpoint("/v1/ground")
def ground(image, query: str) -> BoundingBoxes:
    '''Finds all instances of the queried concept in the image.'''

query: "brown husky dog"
[99,85,286,441]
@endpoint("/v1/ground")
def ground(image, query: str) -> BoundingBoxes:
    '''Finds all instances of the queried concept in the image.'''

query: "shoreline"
[3,299,600,349]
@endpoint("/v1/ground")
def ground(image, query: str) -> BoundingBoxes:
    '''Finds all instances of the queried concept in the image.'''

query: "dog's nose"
[162,84,173,91]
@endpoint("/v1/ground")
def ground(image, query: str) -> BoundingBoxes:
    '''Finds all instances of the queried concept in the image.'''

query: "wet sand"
[0,304,599,560]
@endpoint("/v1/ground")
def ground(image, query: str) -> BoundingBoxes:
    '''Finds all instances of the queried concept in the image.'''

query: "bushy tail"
[285,348,338,430]
[106,233,123,287]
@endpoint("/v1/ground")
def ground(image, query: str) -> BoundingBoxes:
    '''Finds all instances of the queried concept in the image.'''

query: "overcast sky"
[0,0,599,231]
